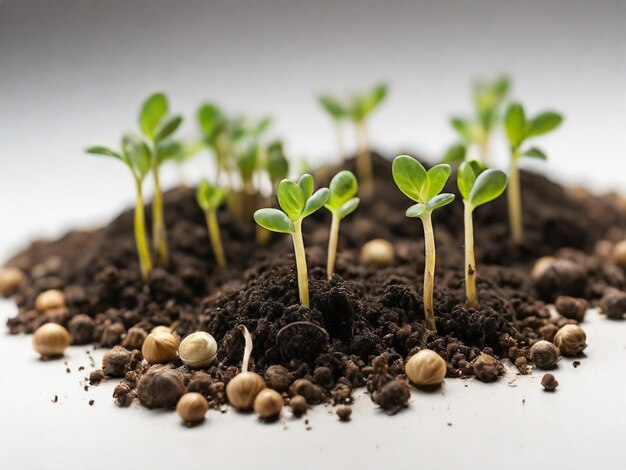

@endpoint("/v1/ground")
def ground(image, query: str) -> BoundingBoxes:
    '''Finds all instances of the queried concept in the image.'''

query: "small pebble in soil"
[601,291,626,320]
[290,395,307,417]
[89,400,95,406]
[137,367,185,409]
[122,326,147,351]
[67,314,95,345]
[264,365,292,392]
[89,369,105,385]
[372,379,410,414]
[292,379,326,405]
[541,374,559,392]
[472,354,503,382]
[52,395,58,403]
[336,406,352,422]
[102,346,135,377]
[554,296,588,322]
[529,341,560,369]
[573,361,581,368]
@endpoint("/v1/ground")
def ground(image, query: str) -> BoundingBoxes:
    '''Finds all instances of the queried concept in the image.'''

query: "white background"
[1,1,626,469]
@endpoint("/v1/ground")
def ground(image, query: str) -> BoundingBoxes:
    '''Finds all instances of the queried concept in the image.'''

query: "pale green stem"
[327,212,340,279]
[421,212,436,331]
[151,156,168,268]
[134,179,153,280]
[464,201,479,308]
[291,219,309,307]
[479,137,490,167]
[356,120,373,200]
[205,209,227,268]
[507,150,523,244]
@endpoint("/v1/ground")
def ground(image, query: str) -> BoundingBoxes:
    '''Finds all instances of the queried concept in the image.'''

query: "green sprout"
[318,84,387,200]
[324,171,359,279]
[392,155,455,331]
[86,135,153,280]
[318,95,348,161]
[457,162,507,308]
[197,103,233,185]
[254,175,329,307]
[444,76,510,166]
[504,102,563,244]
[138,92,183,268]
[196,180,227,268]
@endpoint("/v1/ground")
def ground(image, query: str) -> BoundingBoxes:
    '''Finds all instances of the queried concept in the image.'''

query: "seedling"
[324,170,360,279]
[254,175,329,307]
[392,155,455,331]
[504,102,562,244]
[444,76,510,166]
[256,140,290,246]
[318,95,348,161]
[457,161,507,308]
[197,103,231,184]
[138,92,183,268]
[196,180,227,268]
[318,84,387,199]
[86,135,153,279]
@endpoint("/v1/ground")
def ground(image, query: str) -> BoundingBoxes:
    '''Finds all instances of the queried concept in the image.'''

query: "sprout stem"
[238,325,252,373]
[464,201,479,308]
[421,212,437,331]
[479,138,490,167]
[291,219,310,307]
[327,213,340,279]
[336,122,347,162]
[134,179,153,280]
[356,121,373,200]
[507,151,523,244]
[205,209,227,268]
[151,158,169,267]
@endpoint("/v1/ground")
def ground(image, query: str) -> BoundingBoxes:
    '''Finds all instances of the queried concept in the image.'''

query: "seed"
[253,388,283,420]
[404,349,447,387]
[360,239,395,267]
[35,289,66,312]
[553,324,587,356]
[177,392,209,424]
[32,323,72,358]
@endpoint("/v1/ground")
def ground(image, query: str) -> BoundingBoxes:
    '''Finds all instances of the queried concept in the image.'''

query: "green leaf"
[196,179,225,211]
[197,104,225,138]
[156,140,183,164]
[319,95,346,120]
[140,92,168,139]
[336,197,360,220]
[85,146,122,160]
[468,169,507,210]
[298,174,314,199]
[426,193,455,211]
[504,103,526,149]
[392,155,427,203]
[450,118,470,140]
[326,170,358,211]
[522,147,548,160]
[155,115,182,143]
[254,208,295,234]
[406,203,426,219]
[425,164,452,200]
[122,134,151,180]
[277,179,305,221]
[457,161,477,200]
[526,112,563,138]
[267,141,289,183]
[301,188,330,218]
[442,143,467,163]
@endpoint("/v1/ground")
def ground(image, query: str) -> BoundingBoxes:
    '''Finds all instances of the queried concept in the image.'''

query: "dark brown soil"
[4,154,626,414]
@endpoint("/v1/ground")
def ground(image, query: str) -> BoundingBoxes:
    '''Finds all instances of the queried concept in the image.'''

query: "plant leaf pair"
[86,134,150,182]
[505,102,563,152]
[255,174,329,234]
[196,180,226,211]
[457,161,507,211]
[140,92,183,144]
[392,155,455,218]
[325,170,360,220]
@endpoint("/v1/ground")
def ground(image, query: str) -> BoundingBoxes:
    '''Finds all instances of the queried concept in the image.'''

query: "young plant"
[86,135,152,279]
[392,155,455,331]
[254,175,329,307]
[457,162,508,308]
[256,140,290,246]
[324,170,359,279]
[196,180,227,268]
[444,76,510,166]
[504,102,563,244]
[318,95,348,161]
[138,92,183,268]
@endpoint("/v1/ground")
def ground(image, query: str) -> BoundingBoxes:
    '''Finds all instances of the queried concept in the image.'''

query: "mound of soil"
[4,154,626,414]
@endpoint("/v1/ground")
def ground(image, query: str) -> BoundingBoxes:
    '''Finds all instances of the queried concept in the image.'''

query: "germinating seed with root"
[226,325,265,411]
[32,323,72,358]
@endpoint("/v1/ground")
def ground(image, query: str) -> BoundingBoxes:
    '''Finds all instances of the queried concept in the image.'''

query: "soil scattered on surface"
[4,154,626,416]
